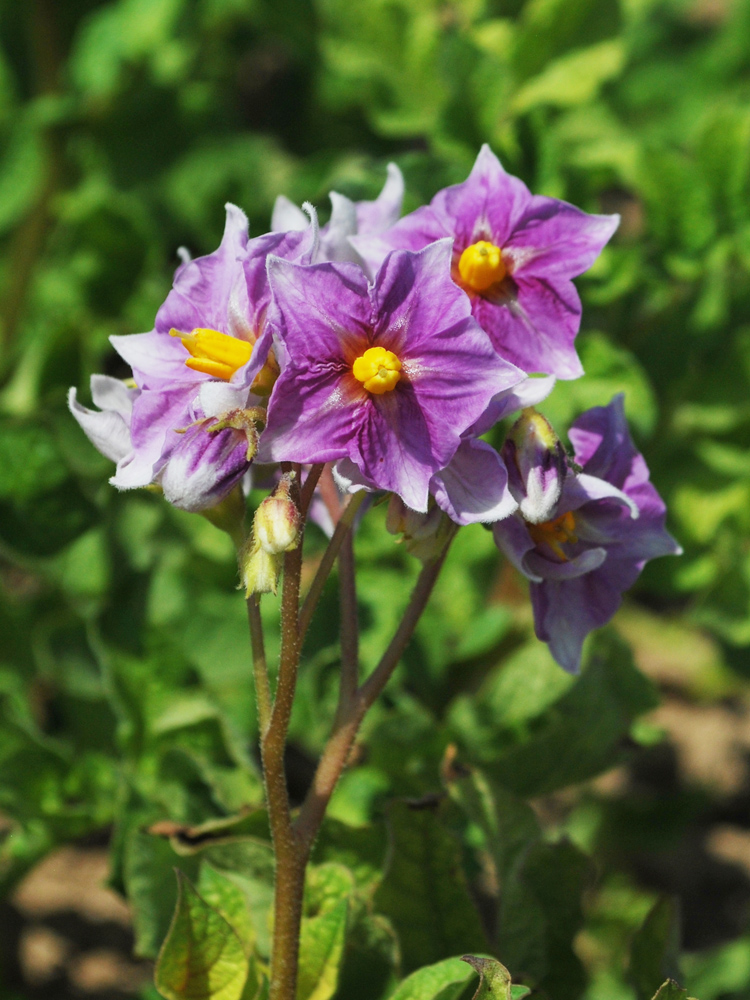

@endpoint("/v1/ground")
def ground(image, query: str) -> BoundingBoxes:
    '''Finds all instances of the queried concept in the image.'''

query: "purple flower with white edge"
[262,239,525,512]
[352,145,619,379]
[70,204,317,511]
[272,163,404,266]
[430,375,556,526]
[493,395,681,672]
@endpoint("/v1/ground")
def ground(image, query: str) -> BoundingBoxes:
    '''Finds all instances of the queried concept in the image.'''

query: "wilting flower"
[493,395,681,671]
[262,239,525,512]
[70,204,316,511]
[272,162,404,266]
[352,145,619,379]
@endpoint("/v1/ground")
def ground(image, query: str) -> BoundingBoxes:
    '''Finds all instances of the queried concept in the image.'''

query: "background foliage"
[1,0,750,997]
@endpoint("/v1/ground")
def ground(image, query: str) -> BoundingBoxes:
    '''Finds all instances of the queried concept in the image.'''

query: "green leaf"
[387,957,475,1000]
[650,982,689,1000]
[630,898,682,1000]
[512,40,625,113]
[155,871,249,1000]
[197,865,254,952]
[485,631,658,795]
[124,830,201,959]
[460,957,519,1000]
[297,898,348,1000]
[374,801,486,974]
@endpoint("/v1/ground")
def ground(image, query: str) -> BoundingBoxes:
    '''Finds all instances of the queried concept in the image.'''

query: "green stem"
[294,534,454,854]
[247,596,271,735]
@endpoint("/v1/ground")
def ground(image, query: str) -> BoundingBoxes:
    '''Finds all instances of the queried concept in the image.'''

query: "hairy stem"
[298,491,366,645]
[295,534,454,853]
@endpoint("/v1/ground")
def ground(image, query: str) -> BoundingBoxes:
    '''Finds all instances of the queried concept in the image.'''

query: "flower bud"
[502,408,566,525]
[239,536,281,596]
[254,474,301,555]
[386,495,454,563]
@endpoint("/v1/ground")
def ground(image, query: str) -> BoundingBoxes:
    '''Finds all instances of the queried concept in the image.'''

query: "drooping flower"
[493,395,681,671]
[352,145,619,379]
[262,239,525,512]
[272,162,404,266]
[70,204,316,511]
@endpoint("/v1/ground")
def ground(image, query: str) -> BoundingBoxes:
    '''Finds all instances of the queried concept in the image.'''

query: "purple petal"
[525,545,607,582]
[266,256,371,364]
[155,203,249,336]
[472,275,584,379]
[263,365,358,464]
[470,375,556,436]
[530,557,633,673]
[111,330,202,391]
[508,198,619,279]
[354,383,437,511]
[431,438,517,525]
[159,423,250,511]
[333,457,376,495]
[355,163,405,234]
[126,386,194,483]
[431,144,533,248]
[560,471,639,518]
[493,514,540,581]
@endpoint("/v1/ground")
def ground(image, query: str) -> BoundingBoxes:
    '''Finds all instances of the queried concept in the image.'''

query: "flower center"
[352,346,402,395]
[457,240,506,293]
[527,510,578,561]
[172,327,253,381]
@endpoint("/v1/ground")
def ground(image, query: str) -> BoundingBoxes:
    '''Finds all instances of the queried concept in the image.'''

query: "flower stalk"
[246,468,456,1000]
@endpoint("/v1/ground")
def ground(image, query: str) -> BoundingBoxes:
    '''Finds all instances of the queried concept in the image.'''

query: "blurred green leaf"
[375,801,486,974]
[387,957,475,1000]
[630,898,682,1000]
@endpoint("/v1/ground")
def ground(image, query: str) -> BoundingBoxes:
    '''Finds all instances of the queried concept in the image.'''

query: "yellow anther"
[528,510,578,561]
[457,240,506,293]
[352,346,402,395]
[171,327,253,381]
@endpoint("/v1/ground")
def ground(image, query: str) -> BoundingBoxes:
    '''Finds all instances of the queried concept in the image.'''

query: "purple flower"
[272,163,404,266]
[352,145,619,379]
[70,204,316,510]
[430,375,556,526]
[262,239,525,512]
[493,396,681,671]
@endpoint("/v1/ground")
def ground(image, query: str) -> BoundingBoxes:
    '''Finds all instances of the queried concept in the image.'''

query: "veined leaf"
[155,871,249,1000]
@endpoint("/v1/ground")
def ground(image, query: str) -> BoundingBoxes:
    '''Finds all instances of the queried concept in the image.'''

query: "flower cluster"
[70,146,679,671]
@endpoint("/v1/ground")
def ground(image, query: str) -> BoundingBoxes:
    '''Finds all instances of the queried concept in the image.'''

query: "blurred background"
[2,0,750,998]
